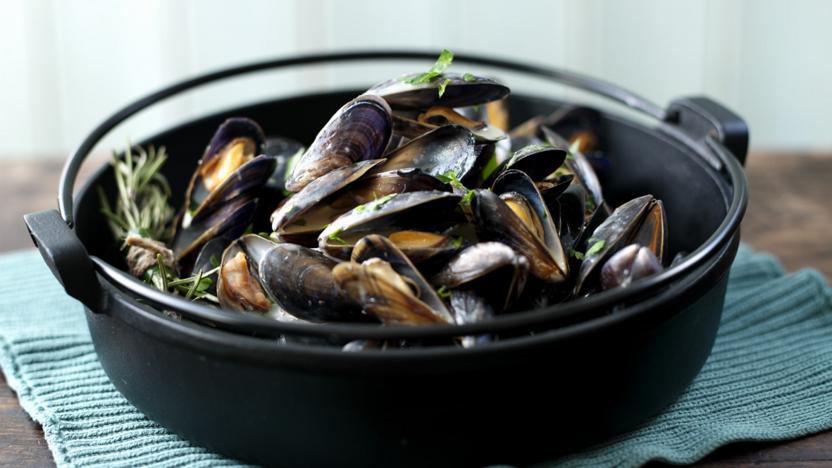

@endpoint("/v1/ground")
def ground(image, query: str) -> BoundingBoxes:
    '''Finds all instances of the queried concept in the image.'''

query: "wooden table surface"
[1,153,830,467]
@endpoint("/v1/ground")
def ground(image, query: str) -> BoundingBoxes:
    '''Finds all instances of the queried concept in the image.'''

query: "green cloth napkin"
[1,245,831,467]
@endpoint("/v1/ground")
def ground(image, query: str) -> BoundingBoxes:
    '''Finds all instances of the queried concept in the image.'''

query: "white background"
[2,0,831,159]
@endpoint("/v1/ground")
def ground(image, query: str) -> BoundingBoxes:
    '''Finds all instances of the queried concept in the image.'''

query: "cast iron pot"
[24,51,748,467]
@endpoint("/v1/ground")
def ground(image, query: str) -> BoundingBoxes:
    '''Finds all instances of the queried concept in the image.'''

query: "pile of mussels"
[161,57,668,346]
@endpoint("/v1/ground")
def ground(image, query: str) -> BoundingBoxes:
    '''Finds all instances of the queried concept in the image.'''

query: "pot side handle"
[23,209,104,312]
[666,96,749,165]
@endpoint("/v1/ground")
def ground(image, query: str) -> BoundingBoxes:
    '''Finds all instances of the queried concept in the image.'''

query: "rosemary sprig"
[99,143,216,303]
[143,254,220,303]
[98,144,175,243]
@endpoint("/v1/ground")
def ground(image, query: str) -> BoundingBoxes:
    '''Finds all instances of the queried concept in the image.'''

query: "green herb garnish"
[437,78,451,98]
[585,197,596,213]
[570,249,584,260]
[585,239,606,258]
[327,227,348,245]
[460,189,475,207]
[450,236,465,249]
[436,170,466,191]
[462,72,476,82]
[436,285,451,299]
[404,49,454,85]
[143,254,220,303]
[566,139,582,161]
[353,193,396,214]
[479,151,500,182]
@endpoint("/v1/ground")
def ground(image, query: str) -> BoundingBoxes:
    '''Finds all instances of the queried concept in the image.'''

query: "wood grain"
[0,153,830,467]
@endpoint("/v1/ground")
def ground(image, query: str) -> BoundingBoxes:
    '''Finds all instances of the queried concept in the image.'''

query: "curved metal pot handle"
[666,96,750,165]
[23,209,104,311]
[56,50,667,227]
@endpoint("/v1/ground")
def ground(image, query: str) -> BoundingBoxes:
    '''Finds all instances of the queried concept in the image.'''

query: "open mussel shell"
[487,142,568,185]
[373,125,479,181]
[493,170,568,279]
[189,155,277,225]
[554,182,607,251]
[432,242,529,312]
[471,188,567,284]
[270,159,385,244]
[187,236,229,294]
[182,118,266,219]
[318,190,464,260]
[385,230,459,265]
[173,195,257,268]
[600,243,663,291]
[286,94,392,192]
[392,106,506,144]
[537,174,574,206]
[541,126,603,207]
[367,72,510,110]
[449,289,494,348]
[632,199,667,263]
[217,235,274,312]
[332,234,453,325]
[543,105,602,152]
[172,154,276,264]
[574,194,665,294]
[261,135,305,191]
[510,105,601,150]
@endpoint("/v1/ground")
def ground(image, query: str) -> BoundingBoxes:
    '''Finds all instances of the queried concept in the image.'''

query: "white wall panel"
[0,0,830,158]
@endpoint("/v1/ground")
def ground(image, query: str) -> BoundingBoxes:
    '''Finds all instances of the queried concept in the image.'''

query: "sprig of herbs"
[98,144,175,243]
[144,254,219,303]
[402,49,477,98]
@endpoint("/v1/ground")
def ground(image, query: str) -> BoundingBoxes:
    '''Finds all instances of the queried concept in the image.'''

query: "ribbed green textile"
[0,245,830,467]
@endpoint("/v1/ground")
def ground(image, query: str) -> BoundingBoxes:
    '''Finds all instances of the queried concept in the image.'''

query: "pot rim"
[62,51,748,342]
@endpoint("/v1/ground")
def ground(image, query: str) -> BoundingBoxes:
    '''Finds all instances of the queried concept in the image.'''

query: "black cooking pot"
[24,51,748,467]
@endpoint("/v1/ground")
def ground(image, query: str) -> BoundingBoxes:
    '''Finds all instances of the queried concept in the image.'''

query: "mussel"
[217,234,364,322]
[172,118,275,267]
[392,106,506,143]
[574,195,667,294]
[471,189,568,284]
[271,159,385,244]
[367,72,510,110]
[432,242,529,312]
[333,235,454,325]
[600,244,663,290]
[318,190,465,261]
[372,125,481,182]
[285,94,392,192]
